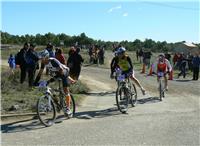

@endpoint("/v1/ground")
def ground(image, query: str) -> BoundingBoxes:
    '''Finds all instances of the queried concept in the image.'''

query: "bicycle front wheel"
[159,80,163,101]
[37,95,56,127]
[116,86,129,113]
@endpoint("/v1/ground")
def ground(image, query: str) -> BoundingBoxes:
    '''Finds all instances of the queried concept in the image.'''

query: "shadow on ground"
[137,96,161,104]
[1,117,44,133]
[75,107,121,120]
[1,115,70,133]
[84,91,116,96]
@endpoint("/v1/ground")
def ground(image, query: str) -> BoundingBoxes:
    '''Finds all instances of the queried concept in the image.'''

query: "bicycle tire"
[159,80,163,101]
[37,95,56,127]
[116,86,129,113]
[130,83,137,107]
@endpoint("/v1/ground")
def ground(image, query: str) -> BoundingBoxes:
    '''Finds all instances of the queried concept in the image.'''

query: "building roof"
[183,42,197,48]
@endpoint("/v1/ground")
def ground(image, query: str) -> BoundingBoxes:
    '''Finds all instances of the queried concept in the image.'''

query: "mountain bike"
[157,72,166,101]
[36,78,76,127]
[115,69,137,113]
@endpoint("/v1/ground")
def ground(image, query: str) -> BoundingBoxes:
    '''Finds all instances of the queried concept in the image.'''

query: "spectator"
[178,53,187,78]
[187,53,194,71]
[45,43,55,75]
[55,48,66,65]
[88,45,93,63]
[25,43,39,87]
[67,47,84,80]
[192,53,200,80]
[143,51,152,68]
[15,42,29,84]
[136,50,139,61]
[138,48,144,63]
[165,52,171,62]
[98,46,105,65]
[173,53,178,66]
[8,54,16,75]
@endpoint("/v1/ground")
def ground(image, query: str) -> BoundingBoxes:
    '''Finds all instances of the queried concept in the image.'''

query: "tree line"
[1,31,199,52]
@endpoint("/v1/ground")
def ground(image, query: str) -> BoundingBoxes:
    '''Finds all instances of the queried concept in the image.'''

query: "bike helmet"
[159,53,165,57]
[117,47,126,54]
[38,50,49,59]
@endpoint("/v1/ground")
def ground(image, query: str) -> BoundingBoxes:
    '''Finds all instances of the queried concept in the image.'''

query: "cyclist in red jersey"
[156,53,172,90]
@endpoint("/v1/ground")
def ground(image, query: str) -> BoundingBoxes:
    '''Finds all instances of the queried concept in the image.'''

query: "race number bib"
[117,74,125,81]
[158,72,164,77]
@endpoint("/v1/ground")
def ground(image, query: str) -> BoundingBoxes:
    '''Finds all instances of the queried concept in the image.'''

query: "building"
[173,42,200,55]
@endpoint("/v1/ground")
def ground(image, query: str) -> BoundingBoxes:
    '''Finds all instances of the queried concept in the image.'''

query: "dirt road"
[1,65,200,145]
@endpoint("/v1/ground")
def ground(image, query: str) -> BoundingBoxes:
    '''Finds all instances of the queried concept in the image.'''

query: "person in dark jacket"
[67,47,84,80]
[192,53,200,80]
[25,43,39,87]
[15,42,29,84]
[178,53,188,78]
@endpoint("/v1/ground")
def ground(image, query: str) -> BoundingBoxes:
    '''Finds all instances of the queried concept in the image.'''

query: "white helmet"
[117,47,126,54]
[38,50,49,59]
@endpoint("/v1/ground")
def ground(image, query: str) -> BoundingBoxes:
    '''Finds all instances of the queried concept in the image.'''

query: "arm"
[165,59,172,72]
[127,56,133,70]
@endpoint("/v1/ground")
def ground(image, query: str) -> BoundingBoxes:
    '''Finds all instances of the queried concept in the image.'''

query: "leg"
[20,67,26,84]
[130,75,146,95]
[34,68,44,85]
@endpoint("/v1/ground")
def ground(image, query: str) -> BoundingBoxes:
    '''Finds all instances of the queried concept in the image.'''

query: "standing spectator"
[8,54,16,75]
[178,53,187,78]
[175,53,183,70]
[67,47,84,80]
[173,53,178,66]
[98,46,105,65]
[187,53,194,71]
[46,43,55,75]
[15,42,29,84]
[138,48,144,63]
[25,43,39,87]
[55,48,66,65]
[88,45,93,63]
[136,50,139,61]
[165,52,171,63]
[192,53,200,80]
[143,51,152,68]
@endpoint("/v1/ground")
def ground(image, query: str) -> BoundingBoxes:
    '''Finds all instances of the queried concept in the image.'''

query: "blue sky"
[1,0,199,43]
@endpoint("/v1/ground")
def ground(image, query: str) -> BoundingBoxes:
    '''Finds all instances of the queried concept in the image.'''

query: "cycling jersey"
[46,58,70,87]
[116,55,133,72]
[156,58,172,73]
[46,58,69,76]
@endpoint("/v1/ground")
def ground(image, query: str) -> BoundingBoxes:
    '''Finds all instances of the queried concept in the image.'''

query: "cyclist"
[39,50,75,117]
[155,53,172,90]
[110,47,146,95]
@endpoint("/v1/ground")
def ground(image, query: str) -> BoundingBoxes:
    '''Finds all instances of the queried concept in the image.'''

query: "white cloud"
[123,12,128,17]
[108,5,122,13]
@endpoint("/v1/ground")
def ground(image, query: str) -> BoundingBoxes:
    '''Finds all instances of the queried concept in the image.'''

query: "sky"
[1,0,200,43]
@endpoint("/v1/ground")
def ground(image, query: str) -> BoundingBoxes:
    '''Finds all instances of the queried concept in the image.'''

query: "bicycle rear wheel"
[130,83,137,107]
[37,95,56,127]
[116,86,129,113]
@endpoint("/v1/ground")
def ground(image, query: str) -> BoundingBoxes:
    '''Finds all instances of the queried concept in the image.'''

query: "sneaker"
[165,86,168,91]
[141,88,146,95]
[64,108,72,118]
